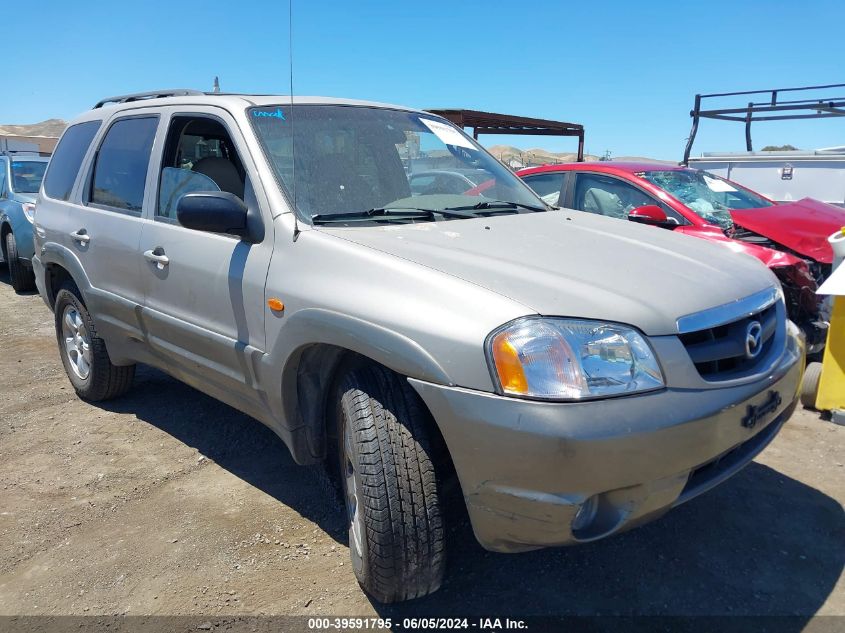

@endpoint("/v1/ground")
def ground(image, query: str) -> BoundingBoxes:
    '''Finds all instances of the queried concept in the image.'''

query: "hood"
[675,224,805,269]
[730,198,845,264]
[322,210,777,336]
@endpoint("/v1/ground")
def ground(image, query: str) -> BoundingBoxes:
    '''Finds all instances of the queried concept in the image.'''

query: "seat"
[192,157,244,199]
[583,187,624,217]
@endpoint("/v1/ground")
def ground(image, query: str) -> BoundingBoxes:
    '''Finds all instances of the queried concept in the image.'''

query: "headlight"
[487,318,665,400]
[22,203,36,224]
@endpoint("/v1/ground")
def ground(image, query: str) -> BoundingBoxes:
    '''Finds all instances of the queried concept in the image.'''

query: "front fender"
[258,307,454,464]
[275,308,452,386]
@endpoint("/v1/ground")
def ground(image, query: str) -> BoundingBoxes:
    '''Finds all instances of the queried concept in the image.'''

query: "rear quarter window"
[43,120,102,201]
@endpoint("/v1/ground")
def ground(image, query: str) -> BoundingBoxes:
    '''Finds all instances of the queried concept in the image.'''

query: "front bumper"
[409,330,804,553]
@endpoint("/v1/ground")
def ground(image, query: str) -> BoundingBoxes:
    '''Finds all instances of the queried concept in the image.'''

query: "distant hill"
[486,145,596,167]
[0,119,66,138]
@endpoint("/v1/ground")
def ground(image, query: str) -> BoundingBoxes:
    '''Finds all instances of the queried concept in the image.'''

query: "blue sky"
[7,0,844,160]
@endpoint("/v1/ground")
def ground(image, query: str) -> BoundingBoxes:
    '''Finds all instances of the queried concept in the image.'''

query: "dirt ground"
[0,268,843,622]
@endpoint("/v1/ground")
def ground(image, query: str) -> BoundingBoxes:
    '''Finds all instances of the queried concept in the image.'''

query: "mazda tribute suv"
[33,90,805,603]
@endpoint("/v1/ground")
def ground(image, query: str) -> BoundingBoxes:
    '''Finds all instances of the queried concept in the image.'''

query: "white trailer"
[0,137,40,154]
[689,149,845,206]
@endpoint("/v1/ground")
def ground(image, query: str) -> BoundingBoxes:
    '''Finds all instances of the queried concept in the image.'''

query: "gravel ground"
[0,268,843,622]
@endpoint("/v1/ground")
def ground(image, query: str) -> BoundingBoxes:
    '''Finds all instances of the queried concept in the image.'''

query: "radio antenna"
[288,0,300,240]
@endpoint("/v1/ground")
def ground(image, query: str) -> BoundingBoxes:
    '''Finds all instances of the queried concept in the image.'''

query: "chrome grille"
[676,287,782,380]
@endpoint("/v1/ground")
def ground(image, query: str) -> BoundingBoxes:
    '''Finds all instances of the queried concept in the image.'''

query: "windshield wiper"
[311,207,479,225]
[444,200,549,214]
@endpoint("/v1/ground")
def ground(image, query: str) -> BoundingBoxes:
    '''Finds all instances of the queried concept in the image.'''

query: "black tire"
[54,282,135,401]
[5,231,35,292]
[800,362,823,410]
[334,362,445,603]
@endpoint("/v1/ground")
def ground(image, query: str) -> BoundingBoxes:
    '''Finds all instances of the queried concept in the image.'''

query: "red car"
[517,162,845,355]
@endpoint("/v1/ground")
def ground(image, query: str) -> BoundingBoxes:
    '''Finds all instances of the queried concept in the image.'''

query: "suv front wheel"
[333,362,445,603]
[54,282,135,401]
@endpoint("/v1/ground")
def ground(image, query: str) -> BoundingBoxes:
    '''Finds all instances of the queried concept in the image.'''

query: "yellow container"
[816,296,845,410]
[815,228,845,410]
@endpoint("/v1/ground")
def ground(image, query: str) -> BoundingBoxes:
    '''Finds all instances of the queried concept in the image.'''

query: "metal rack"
[427,109,585,162]
[682,83,845,165]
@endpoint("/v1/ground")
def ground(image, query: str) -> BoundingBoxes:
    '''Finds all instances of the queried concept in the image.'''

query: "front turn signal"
[491,334,529,395]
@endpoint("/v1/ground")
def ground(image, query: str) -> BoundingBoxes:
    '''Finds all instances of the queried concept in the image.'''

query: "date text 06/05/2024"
[307,617,528,630]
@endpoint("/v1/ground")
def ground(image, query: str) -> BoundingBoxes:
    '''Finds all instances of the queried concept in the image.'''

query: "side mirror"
[628,204,678,228]
[177,191,252,240]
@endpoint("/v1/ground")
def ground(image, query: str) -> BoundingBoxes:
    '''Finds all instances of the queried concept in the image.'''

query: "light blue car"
[0,154,49,291]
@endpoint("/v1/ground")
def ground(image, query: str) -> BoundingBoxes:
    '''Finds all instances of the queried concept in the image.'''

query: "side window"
[43,120,101,201]
[157,116,246,221]
[89,117,158,213]
[522,173,566,206]
[573,173,659,219]
[0,160,7,198]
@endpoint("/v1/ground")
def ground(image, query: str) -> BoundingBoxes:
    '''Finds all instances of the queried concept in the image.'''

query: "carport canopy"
[426,109,585,162]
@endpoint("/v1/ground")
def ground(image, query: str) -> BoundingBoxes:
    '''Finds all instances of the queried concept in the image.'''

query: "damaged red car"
[517,162,845,355]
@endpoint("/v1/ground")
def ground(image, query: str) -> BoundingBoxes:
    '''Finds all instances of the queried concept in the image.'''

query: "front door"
[138,108,273,407]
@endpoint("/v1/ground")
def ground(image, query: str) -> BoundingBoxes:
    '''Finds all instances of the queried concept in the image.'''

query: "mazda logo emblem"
[745,321,763,359]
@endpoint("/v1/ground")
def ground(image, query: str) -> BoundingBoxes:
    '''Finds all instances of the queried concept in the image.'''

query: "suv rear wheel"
[54,282,135,401]
[5,231,35,292]
[333,362,445,603]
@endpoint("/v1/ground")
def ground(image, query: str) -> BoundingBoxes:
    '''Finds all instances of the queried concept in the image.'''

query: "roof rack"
[93,89,205,109]
[682,83,845,165]
[426,109,585,162]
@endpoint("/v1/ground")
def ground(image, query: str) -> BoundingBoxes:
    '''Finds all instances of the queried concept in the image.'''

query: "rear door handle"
[69,229,90,244]
[143,248,170,269]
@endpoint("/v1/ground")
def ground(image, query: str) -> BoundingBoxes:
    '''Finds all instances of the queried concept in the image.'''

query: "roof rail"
[93,89,204,109]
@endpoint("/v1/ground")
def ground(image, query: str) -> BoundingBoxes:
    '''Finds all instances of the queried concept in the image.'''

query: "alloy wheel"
[61,305,92,380]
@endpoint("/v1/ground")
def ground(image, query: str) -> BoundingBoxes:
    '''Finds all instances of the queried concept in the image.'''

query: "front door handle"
[143,248,170,269]
[69,229,90,245]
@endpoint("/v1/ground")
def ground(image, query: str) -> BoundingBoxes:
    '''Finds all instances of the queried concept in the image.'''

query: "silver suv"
[33,90,804,603]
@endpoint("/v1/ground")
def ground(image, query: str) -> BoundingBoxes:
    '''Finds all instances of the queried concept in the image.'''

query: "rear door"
[138,107,273,405]
[62,114,160,346]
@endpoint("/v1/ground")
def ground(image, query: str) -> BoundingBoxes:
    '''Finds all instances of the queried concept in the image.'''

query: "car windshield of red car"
[641,170,773,229]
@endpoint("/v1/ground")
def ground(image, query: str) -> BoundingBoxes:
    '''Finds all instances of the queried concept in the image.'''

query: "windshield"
[249,105,545,223]
[641,169,773,229]
[10,160,48,194]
